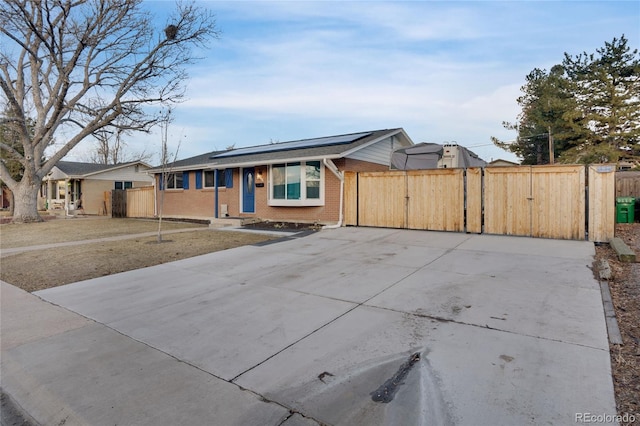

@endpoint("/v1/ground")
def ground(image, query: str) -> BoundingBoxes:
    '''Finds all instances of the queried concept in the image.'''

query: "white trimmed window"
[165,173,183,189]
[204,170,226,188]
[269,161,323,206]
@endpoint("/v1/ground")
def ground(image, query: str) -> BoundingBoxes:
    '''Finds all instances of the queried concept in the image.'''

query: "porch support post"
[64,178,70,215]
[214,169,219,218]
[46,180,53,210]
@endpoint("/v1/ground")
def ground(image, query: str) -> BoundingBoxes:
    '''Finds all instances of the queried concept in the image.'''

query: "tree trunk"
[11,180,43,223]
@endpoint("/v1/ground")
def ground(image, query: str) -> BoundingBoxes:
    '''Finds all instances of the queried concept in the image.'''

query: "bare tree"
[156,110,181,243]
[85,125,153,165]
[0,0,220,222]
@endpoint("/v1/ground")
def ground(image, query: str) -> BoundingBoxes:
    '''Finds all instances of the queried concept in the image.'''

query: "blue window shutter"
[195,170,202,189]
[159,174,164,190]
[183,171,190,189]
[225,169,233,188]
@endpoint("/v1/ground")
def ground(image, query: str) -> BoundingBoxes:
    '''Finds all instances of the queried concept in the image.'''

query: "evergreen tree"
[494,35,640,165]
[560,35,640,163]
[493,66,579,164]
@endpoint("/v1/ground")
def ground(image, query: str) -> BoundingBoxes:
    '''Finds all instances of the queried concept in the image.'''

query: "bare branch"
[0,0,220,221]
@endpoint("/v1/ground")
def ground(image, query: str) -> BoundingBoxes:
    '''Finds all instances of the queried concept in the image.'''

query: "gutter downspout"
[323,158,344,229]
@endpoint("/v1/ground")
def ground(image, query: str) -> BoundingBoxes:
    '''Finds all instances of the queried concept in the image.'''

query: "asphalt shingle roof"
[54,161,147,177]
[148,129,406,172]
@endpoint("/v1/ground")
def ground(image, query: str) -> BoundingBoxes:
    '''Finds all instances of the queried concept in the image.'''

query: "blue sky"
[68,1,640,164]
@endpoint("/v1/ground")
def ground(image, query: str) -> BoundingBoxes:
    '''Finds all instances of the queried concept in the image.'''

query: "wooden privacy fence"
[126,186,155,218]
[344,164,615,242]
[109,186,155,218]
[616,171,640,198]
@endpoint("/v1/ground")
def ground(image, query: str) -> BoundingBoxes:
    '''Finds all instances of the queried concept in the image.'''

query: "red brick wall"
[155,158,388,223]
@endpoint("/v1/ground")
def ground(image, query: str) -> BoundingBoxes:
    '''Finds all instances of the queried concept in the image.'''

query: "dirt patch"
[0,218,277,292]
[594,223,640,424]
[243,220,323,232]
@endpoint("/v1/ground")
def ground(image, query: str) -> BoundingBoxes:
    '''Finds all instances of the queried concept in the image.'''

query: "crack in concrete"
[369,303,611,352]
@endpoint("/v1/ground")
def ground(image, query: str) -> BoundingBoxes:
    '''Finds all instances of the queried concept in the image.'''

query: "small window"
[204,170,226,188]
[115,181,133,190]
[306,161,321,199]
[165,173,183,189]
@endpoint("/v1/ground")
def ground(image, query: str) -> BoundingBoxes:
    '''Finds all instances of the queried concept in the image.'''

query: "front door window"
[242,168,255,213]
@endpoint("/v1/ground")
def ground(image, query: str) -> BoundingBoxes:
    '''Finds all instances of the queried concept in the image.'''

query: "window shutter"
[159,174,164,190]
[182,171,190,189]
[225,169,233,188]
[195,170,203,189]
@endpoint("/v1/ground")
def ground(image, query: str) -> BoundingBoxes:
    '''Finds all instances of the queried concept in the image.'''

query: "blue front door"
[242,168,255,213]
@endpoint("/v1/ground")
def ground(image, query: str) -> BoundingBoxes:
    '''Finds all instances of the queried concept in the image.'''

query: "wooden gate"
[111,189,126,218]
[484,165,585,239]
[356,171,406,228]
[344,165,615,242]
[345,169,466,232]
[407,169,465,231]
[126,186,155,218]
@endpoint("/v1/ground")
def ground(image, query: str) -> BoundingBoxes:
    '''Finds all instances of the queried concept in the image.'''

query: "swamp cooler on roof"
[391,143,486,170]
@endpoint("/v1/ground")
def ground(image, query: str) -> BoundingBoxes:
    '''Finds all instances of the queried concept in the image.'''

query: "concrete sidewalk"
[0,226,298,257]
[1,227,617,425]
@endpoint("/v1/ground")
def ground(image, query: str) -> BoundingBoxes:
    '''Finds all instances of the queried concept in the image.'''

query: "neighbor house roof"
[155,151,225,170]
[487,159,520,167]
[391,142,487,170]
[148,129,412,172]
[46,161,151,179]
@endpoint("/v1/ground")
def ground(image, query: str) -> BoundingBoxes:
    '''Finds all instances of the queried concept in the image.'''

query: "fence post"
[588,164,616,242]
[466,168,483,233]
[343,172,358,226]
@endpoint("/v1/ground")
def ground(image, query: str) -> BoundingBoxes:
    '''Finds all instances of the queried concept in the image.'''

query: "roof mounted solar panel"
[212,131,372,159]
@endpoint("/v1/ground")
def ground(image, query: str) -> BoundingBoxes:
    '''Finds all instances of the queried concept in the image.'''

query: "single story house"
[41,161,154,215]
[149,128,414,225]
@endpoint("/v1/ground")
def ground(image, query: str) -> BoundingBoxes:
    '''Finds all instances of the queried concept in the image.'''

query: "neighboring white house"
[41,161,153,215]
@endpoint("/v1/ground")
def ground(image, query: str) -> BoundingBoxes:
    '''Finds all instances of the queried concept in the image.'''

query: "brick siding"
[155,158,389,223]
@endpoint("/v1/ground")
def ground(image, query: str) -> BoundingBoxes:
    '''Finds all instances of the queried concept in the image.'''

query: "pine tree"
[494,35,640,165]
[493,66,579,164]
[560,35,640,163]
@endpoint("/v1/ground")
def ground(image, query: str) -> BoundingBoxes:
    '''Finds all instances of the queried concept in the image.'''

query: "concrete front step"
[209,217,261,228]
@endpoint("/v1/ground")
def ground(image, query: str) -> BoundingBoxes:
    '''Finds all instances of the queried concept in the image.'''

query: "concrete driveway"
[1,227,616,425]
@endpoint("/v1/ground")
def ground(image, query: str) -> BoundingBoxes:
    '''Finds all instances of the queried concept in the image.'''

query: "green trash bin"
[616,197,636,223]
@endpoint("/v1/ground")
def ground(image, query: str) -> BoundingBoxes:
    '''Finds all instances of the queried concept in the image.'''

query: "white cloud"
[88,0,638,165]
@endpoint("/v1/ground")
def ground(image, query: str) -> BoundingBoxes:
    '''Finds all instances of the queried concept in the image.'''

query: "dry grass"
[0,217,206,249]
[0,218,277,292]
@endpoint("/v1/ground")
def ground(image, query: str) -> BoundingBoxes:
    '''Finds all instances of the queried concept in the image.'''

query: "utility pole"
[548,126,554,164]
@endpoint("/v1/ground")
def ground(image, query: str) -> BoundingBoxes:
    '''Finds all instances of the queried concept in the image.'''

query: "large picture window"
[270,161,323,206]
